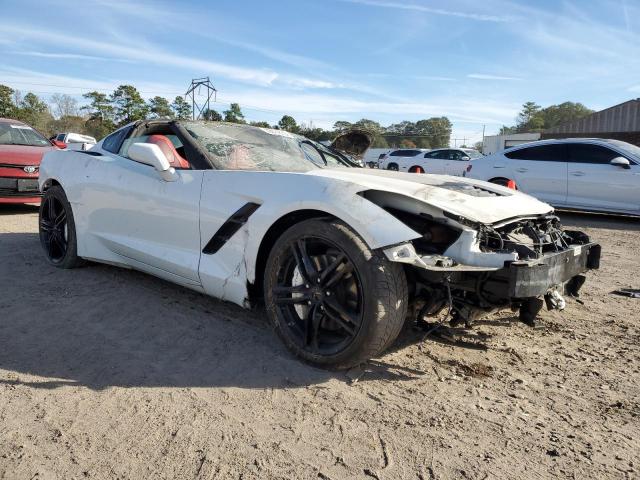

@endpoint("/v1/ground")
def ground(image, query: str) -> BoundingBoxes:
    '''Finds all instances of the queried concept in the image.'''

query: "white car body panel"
[398,148,481,176]
[467,139,640,215]
[310,168,552,224]
[379,149,429,170]
[39,133,557,309]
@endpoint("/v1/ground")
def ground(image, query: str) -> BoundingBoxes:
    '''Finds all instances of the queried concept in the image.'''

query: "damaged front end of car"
[361,189,601,326]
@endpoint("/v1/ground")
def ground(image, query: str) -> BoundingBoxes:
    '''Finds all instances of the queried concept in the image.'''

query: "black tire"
[39,185,85,268]
[264,218,408,369]
[387,163,399,171]
[489,177,515,188]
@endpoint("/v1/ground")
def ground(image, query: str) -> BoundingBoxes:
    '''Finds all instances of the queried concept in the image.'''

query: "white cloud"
[467,73,521,81]
[0,25,343,91]
[0,66,184,97]
[217,89,519,125]
[341,0,518,22]
[11,51,130,62]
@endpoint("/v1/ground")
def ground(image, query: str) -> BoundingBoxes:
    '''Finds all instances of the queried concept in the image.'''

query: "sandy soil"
[0,204,638,480]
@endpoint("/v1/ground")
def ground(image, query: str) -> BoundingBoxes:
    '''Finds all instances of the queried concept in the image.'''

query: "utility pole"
[184,77,217,120]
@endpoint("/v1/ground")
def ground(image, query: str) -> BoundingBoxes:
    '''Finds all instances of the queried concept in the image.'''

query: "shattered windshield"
[183,121,348,172]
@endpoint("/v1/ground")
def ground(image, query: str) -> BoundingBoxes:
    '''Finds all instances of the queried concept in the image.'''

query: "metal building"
[481,132,541,155]
[541,98,640,146]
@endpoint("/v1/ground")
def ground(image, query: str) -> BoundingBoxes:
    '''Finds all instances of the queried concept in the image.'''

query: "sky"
[1,0,639,144]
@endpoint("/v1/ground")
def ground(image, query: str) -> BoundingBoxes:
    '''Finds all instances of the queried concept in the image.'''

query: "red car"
[0,118,65,204]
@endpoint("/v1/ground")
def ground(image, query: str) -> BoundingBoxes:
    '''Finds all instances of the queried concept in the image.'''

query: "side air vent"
[202,202,261,254]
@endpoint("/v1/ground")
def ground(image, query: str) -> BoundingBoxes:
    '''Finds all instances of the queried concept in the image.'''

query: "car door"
[391,150,420,171]
[445,150,470,176]
[567,142,640,213]
[421,150,449,174]
[79,127,205,285]
[503,144,568,205]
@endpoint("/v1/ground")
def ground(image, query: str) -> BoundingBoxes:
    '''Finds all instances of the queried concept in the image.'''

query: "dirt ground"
[0,204,638,480]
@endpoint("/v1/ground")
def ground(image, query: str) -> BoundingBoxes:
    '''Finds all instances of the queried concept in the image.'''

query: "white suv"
[378,148,429,171]
[466,138,640,215]
[401,148,483,176]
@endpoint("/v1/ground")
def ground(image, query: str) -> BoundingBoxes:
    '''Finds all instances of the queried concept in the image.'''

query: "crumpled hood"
[329,129,372,159]
[308,168,553,225]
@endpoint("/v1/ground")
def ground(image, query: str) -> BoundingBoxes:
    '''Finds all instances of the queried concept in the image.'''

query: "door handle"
[516,167,528,173]
[571,171,585,176]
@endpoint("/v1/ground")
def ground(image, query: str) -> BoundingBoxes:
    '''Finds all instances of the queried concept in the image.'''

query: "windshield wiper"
[322,144,360,167]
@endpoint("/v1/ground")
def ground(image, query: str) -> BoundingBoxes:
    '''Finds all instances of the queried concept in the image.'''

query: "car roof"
[503,137,619,152]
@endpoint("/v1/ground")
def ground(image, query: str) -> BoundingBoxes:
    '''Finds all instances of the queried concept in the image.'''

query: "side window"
[102,126,133,154]
[449,150,464,160]
[568,144,621,164]
[425,150,444,159]
[56,133,66,141]
[505,144,566,161]
[390,149,421,157]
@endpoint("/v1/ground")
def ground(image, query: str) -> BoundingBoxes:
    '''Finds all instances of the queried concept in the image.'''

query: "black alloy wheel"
[264,219,408,369]
[39,185,84,268]
[40,194,68,263]
[272,236,363,356]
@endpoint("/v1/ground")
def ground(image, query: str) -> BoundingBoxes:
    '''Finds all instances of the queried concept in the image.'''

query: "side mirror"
[52,140,67,149]
[610,156,631,169]
[461,155,471,161]
[128,143,178,181]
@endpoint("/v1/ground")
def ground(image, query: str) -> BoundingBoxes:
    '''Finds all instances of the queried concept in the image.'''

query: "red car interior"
[146,135,190,169]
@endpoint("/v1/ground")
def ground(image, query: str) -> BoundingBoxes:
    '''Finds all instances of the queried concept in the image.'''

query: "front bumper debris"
[486,242,601,298]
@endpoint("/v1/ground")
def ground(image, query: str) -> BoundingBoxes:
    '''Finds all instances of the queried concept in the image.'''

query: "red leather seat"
[146,134,190,169]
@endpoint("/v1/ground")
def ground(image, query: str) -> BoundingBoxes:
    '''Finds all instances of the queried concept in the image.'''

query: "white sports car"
[38,120,601,368]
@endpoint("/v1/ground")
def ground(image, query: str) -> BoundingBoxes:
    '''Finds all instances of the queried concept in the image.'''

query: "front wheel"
[39,185,84,268]
[264,219,408,369]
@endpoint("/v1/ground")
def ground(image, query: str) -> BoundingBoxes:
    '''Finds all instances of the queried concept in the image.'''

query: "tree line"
[500,101,594,135]
[0,83,455,148]
[0,82,596,148]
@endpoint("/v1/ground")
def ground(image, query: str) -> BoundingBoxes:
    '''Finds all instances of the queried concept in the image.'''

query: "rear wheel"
[489,177,518,190]
[387,163,399,171]
[489,177,512,187]
[39,185,84,268]
[264,219,408,369]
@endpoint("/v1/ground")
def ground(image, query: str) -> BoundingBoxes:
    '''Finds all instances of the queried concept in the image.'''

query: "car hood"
[329,129,372,159]
[0,144,55,165]
[308,168,553,225]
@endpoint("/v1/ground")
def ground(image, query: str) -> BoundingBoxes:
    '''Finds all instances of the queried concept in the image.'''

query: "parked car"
[38,120,600,368]
[378,148,430,170]
[52,132,97,151]
[403,148,483,176]
[363,148,390,168]
[465,138,640,216]
[0,118,62,204]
